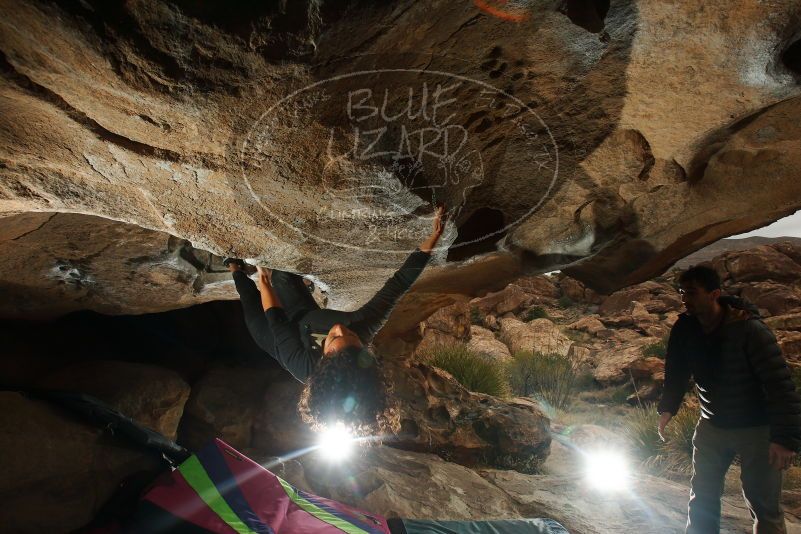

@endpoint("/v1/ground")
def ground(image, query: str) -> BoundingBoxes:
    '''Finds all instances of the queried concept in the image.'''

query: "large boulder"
[558,276,602,305]
[740,282,801,317]
[713,245,801,284]
[592,338,662,385]
[567,315,606,336]
[470,284,535,316]
[300,446,519,520]
[498,317,573,357]
[468,325,513,363]
[0,392,162,533]
[36,360,190,440]
[386,362,551,472]
[178,365,279,451]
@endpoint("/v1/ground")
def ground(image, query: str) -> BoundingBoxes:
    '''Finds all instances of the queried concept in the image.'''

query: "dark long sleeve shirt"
[264,248,432,382]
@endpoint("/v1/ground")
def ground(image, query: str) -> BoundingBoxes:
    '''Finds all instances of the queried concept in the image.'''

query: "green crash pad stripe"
[179,455,257,534]
[277,476,371,534]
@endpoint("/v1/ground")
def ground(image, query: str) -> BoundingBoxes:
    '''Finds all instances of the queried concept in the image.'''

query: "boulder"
[467,325,513,363]
[740,282,801,317]
[776,331,801,362]
[251,377,316,457]
[515,275,560,300]
[37,360,190,440]
[499,318,573,357]
[386,362,551,472]
[414,329,464,359]
[178,366,278,451]
[470,284,534,316]
[599,285,654,315]
[765,312,801,332]
[300,446,519,520]
[627,357,665,381]
[558,276,602,305]
[713,245,801,283]
[0,392,161,533]
[592,338,661,385]
[420,300,471,340]
[567,315,606,336]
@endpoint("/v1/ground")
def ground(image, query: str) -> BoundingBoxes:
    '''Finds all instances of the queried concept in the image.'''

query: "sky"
[730,210,801,239]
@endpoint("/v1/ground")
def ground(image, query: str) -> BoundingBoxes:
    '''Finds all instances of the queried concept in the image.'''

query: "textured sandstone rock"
[467,325,513,363]
[387,362,551,472]
[301,446,519,521]
[0,392,162,533]
[0,212,238,319]
[470,284,535,316]
[515,275,561,300]
[37,360,190,439]
[480,464,763,534]
[567,315,606,336]
[713,245,801,284]
[178,365,280,451]
[499,317,573,357]
[592,338,660,385]
[558,276,603,304]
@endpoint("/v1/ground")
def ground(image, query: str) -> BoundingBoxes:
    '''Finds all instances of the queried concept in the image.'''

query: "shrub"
[525,306,549,321]
[623,402,699,475]
[609,383,635,404]
[507,351,577,410]
[426,343,509,397]
[557,295,574,309]
[642,338,668,359]
[469,306,484,326]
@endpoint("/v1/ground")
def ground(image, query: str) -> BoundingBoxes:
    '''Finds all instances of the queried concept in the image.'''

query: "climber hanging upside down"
[224,205,445,434]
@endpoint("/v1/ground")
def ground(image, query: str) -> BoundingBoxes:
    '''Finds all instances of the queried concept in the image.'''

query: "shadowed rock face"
[2,1,800,310]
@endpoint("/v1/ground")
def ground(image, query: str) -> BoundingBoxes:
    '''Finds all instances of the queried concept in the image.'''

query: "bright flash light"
[317,422,354,461]
[584,450,630,491]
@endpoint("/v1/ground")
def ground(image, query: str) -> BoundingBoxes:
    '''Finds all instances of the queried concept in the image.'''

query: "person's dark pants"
[686,418,786,534]
[232,270,320,354]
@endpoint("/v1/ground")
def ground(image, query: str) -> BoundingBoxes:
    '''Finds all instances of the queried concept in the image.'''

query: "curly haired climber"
[225,206,445,434]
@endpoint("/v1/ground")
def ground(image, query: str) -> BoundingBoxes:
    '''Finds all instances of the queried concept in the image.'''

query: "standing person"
[225,206,446,433]
[657,265,801,534]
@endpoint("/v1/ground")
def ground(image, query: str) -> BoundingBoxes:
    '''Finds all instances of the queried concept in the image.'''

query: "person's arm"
[658,319,692,417]
[349,206,445,341]
[257,268,317,382]
[745,320,801,452]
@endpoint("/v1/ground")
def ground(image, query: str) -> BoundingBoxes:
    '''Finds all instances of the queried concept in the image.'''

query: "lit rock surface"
[1,1,800,311]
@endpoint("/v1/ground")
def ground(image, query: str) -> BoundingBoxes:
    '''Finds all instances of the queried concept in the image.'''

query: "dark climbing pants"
[686,418,786,534]
[232,270,320,356]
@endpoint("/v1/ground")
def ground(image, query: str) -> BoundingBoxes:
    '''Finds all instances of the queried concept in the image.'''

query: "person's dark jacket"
[658,295,801,451]
[263,248,431,383]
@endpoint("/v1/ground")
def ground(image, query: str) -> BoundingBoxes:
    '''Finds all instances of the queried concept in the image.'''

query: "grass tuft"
[425,343,509,397]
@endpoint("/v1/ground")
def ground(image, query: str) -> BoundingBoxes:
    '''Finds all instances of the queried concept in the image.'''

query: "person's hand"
[431,204,445,238]
[419,204,446,253]
[658,411,673,442]
[256,266,272,286]
[769,442,796,471]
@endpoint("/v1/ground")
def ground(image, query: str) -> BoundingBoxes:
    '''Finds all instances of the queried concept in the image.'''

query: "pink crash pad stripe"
[213,439,391,534]
[144,466,239,534]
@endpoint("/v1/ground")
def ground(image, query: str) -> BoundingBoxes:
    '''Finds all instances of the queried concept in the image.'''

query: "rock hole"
[782,37,801,77]
[489,63,507,79]
[474,117,493,134]
[487,46,503,59]
[447,207,506,262]
[558,0,610,33]
[400,418,420,438]
[428,406,451,423]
